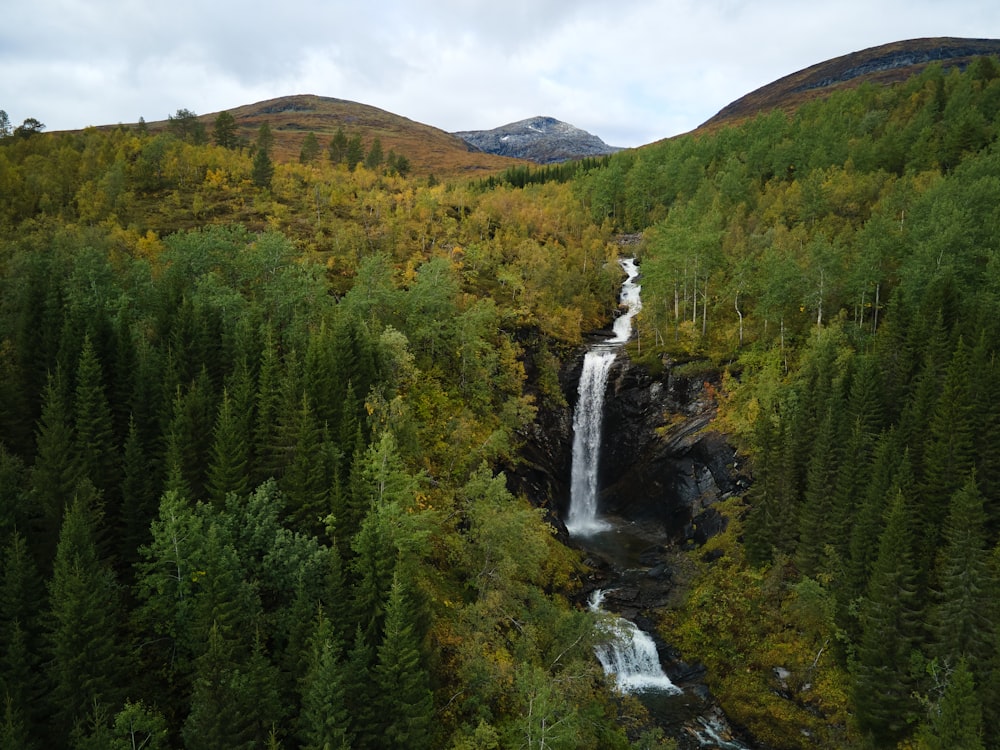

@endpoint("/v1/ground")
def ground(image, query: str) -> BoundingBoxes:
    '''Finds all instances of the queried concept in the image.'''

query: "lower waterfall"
[588,590,680,694]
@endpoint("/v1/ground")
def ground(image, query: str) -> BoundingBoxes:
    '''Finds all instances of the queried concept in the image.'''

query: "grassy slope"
[697,37,1000,133]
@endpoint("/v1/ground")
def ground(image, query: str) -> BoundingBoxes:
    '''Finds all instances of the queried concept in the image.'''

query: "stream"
[567,258,752,750]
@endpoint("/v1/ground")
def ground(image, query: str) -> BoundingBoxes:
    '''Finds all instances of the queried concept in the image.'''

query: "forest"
[2,53,1000,749]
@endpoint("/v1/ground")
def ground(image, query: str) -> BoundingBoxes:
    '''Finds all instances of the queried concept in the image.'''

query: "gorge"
[538,257,753,749]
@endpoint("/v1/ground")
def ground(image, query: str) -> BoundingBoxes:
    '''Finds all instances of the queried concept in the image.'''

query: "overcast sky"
[3,0,999,148]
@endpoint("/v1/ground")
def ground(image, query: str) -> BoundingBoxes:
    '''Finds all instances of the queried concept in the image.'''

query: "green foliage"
[298,131,320,164]
[213,111,239,150]
[7,55,1000,749]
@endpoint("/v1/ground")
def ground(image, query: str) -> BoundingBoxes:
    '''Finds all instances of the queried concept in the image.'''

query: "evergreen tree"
[930,474,993,669]
[364,137,384,171]
[374,571,433,749]
[252,147,274,189]
[182,622,253,750]
[168,108,206,144]
[253,328,285,484]
[342,626,377,749]
[299,132,320,164]
[43,495,127,739]
[206,388,251,506]
[345,134,364,172]
[73,336,118,504]
[915,659,984,750]
[29,369,81,566]
[297,608,351,750]
[920,338,976,557]
[0,693,32,750]
[0,532,44,743]
[851,490,925,745]
[281,393,330,534]
[327,126,348,164]
[213,111,238,150]
[795,405,844,577]
[252,124,275,188]
[118,415,156,572]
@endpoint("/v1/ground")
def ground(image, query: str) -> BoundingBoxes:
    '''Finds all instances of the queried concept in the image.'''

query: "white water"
[565,258,642,536]
[589,590,681,694]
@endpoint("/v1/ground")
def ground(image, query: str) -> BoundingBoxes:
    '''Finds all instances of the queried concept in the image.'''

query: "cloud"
[2,0,1000,147]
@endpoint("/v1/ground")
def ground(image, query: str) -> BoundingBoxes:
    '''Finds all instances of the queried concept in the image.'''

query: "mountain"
[147,94,522,176]
[701,36,1000,131]
[453,116,621,164]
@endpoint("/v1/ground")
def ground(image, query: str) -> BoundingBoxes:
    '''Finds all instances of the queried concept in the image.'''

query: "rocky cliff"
[511,349,744,548]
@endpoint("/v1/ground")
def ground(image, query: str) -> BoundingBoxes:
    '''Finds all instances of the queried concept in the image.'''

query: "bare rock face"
[453,116,621,164]
[508,349,745,548]
[598,358,745,545]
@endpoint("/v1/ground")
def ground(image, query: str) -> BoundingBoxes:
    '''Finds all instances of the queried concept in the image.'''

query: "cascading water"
[588,590,681,694]
[565,258,642,536]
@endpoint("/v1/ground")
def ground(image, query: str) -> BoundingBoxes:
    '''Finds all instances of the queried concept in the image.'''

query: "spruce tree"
[118,416,156,572]
[930,474,993,669]
[43,496,127,740]
[795,406,844,577]
[919,337,976,558]
[915,659,984,750]
[0,532,44,744]
[851,490,925,745]
[206,388,251,506]
[29,369,81,566]
[298,132,320,164]
[182,622,253,750]
[297,608,351,750]
[375,572,433,749]
[73,336,117,503]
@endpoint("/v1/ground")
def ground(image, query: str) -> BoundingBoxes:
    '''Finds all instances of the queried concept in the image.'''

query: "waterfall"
[588,590,681,694]
[565,258,642,536]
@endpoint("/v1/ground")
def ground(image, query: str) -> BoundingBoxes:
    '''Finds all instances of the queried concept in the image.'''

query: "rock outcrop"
[511,347,744,547]
[453,116,621,164]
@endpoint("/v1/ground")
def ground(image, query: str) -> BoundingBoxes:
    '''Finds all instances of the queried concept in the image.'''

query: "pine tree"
[364,137,384,171]
[0,693,32,750]
[253,328,285,484]
[281,393,330,534]
[343,626,377,749]
[252,124,274,188]
[345,134,364,172]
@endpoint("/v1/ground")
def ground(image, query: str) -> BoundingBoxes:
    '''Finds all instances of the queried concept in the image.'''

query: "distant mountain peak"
[453,116,620,164]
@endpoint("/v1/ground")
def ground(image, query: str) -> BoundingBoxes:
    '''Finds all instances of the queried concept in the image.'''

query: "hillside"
[701,36,1000,130]
[453,116,621,163]
[145,93,523,176]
